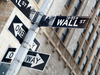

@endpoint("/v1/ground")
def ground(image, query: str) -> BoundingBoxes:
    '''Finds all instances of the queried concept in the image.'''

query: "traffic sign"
[1,48,16,64]
[10,0,36,21]
[8,15,28,44]
[41,16,90,28]
[22,51,50,71]
[29,38,40,51]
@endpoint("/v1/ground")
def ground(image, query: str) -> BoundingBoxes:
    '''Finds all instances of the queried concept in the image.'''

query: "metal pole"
[6,0,53,75]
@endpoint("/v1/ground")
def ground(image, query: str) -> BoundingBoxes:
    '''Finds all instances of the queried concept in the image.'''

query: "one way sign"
[8,15,28,44]
[22,51,50,71]
[1,48,16,64]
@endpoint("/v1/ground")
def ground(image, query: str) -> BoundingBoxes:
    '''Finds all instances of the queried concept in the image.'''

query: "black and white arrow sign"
[22,51,50,71]
[10,0,36,21]
[24,54,44,67]
[41,16,90,28]
[8,15,28,44]
[1,48,16,64]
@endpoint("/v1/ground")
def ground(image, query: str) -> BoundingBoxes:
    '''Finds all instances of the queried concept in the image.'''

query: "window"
[60,35,65,42]
[93,32,98,41]
[98,42,100,48]
[92,56,96,66]
[83,29,86,33]
[60,28,69,42]
[81,56,88,71]
[89,25,94,33]
[98,12,100,16]
[72,8,77,16]
[87,64,93,75]
[94,0,98,8]
[76,49,83,64]
[54,28,59,32]
[0,63,10,75]
[93,63,100,75]
[72,0,82,16]
[35,0,40,4]
[91,8,94,13]
[86,24,94,41]
[96,48,100,56]
[66,0,72,7]
[86,32,90,41]
[90,40,94,48]
[90,32,98,48]
[72,42,79,57]
[96,8,100,16]
[75,0,81,10]
[93,70,97,75]
[95,63,100,73]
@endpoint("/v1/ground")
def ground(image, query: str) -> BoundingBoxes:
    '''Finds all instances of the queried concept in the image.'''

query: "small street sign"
[29,38,40,52]
[1,48,16,64]
[10,0,36,21]
[41,16,90,28]
[22,51,50,71]
[8,15,28,44]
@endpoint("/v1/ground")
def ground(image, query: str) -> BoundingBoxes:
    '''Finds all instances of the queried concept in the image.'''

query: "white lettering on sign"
[79,20,86,24]
[16,0,21,7]
[13,23,25,38]
[6,51,15,59]
[24,54,44,67]
[31,42,37,51]
[57,17,78,27]
[22,1,27,7]
[57,19,65,26]
[16,0,27,7]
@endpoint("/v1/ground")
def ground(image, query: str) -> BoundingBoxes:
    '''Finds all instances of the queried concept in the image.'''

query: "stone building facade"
[0,0,100,75]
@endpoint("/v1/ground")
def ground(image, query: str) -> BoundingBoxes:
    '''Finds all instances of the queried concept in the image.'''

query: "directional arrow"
[31,54,44,67]
[8,16,28,44]
[22,51,50,71]
[13,23,23,37]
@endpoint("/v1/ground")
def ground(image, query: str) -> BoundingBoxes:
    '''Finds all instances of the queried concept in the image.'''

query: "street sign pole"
[6,0,53,75]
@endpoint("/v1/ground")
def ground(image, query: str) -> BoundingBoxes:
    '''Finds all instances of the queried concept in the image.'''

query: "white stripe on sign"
[6,51,15,59]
